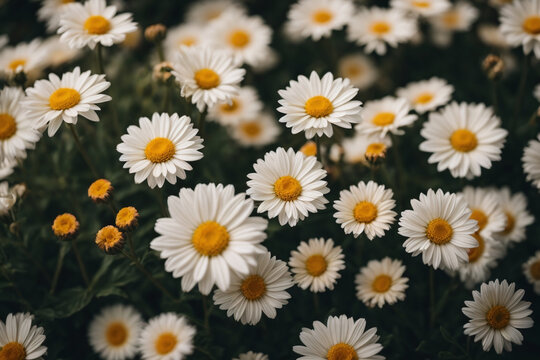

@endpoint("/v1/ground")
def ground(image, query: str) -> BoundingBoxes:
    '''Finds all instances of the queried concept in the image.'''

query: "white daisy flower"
[289,238,345,292]
[0,87,41,163]
[462,279,533,354]
[355,96,417,138]
[355,257,409,308]
[38,0,75,33]
[213,251,293,325]
[478,24,512,49]
[42,36,82,68]
[398,189,479,270]
[116,113,203,189]
[523,251,540,294]
[338,53,378,90]
[234,352,268,360]
[0,39,49,78]
[0,181,19,215]
[333,181,397,240]
[430,2,479,32]
[250,47,279,73]
[500,0,540,58]
[277,71,362,139]
[208,86,263,126]
[88,304,143,360]
[293,315,385,360]
[285,0,355,41]
[58,0,137,50]
[172,45,245,112]
[419,102,508,179]
[459,186,507,239]
[138,313,195,360]
[163,24,204,60]
[347,7,418,55]
[151,183,268,295]
[522,134,540,190]
[396,77,454,114]
[494,187,534,245]
[0,158,17,180]
[342,133,392,165]
[246,147,329,227]
[229,112,281,147]
[0,313,47,360]
[391,0,451,17]
[185,0,246,24]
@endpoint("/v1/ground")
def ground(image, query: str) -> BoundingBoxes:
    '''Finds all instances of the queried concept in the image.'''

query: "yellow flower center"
[155,332,177,355]
[365,143,387,158]
[95,226,123,251]
[305,254,327,277]
[240,122,261,138]
[414,92,433,104]
[194,68,220,89]
[450,129,478,152]
[220,99,240,113]
[274,175,302,201]
[372,112,395,126]
[345,64,363,77]
[241,274,266,300]
[229,30,250,48]
[84,15,111,35]
[116,206,138,229]
[442,11,459,27]
[426,218,453,245]
[486,305,510,330]
[52,213,78,237]
[372,274,392,293]
[49,88,81,110]
[412,1,431,8]
[179,37,196,47]
[106,322,128,347]
[88,179,112,200]
[523,16,540,35]
[312,9,333,24]
[192,221,230,257]
[529,261,540,280]
[305,96,333,118]
[502,211,515,235]
[8,59,26,71]
[326,342,358,360]
[470,209,488,231]
[370,21,391,35]
[0,113,17,140]
[0,342,26,360]
[300,141,317,157]
[353,201,378,224]
[467,233,485,263]
[145,137,176,163]
[61,0,74,3]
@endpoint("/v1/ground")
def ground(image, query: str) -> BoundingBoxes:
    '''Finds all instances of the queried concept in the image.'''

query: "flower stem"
[201,294,211,333]
[513,54,530,129]
[67,123,99,178]
[429,267,435,329]
[96,44,105,75]
[72,239,90,287]
[197,109,207,137]
[49,244,67,294]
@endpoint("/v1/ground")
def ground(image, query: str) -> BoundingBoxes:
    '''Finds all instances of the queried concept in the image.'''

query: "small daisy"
[88,178,113,202]
[246,147,329,227]
[293,315,384,360]
[391,0,451,17]
[355,257,409,308]
[116,113,204,189]
[285,0,355,41]
[88,304,143,360]
[116,206,139,231]
[185,0,246,24]
[139,313,195,360]
[151,183,268,295]
[459,186,507,239]
[208,86,263,126]
[95,225,125,255]
[172,45,245,112]
[0,313,47,360]
[229,112,281,147]
[0,39,49,78]
[396,77,454,114]
[523,251,540,294]
[163,24,204,60]
[356,97,417,138]
[462,279,533,354]
[342,133,392,165]
[43,36,82,68]
[500,0,540,58]
[522,134,540,190]
[289,238,345,292]
[38,0,76,33]
[234,351,268,360]
[338,53,378,90]
[58,0,137,50]
[494,187,534,245]
[399,189,479,270]
[430,2,479,33]
[333,181,397,240]
[52,213,79,240]
[420,102,508,179]
[23,66,111,137]
[277,71,362,138]
[347,7,418,55]
[213,251,293,325]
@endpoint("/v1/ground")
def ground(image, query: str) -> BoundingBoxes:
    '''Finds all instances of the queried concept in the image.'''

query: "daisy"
[289,238,345,292]
[229,112,281,147]
[459,186,507,239]
[347,7,418,55]
[116,206,139,231]
[419,102,508,179]
[52,212,79,240]
[38,0,76,33]
[246,147,329,227]
[430,2,479,33]
[391,0,451,17]
[172,45,245,112]
[500,0,540,58]
[398,189,479,270]
[355,257,409,308]
[0,158,16,180]
[333,181,397,240]
[23,66,111,137]
[0,87,41,163]
[139,313,195,360]
[43,36,82,68]
[462,279,533,354]
[293,315,384,360]
[95,225,125,254]
[338,53,378,90]
[58,0,137,50]
[522,134,540,190]
[277,71,362,138]
[88,178,113,202]
[163,24,204,60]
[396,77,454,114]
[151,183,268,295]
[285,0,355,41]
[356,96,417,138]
[523,251,540,294]
[208,86,263,126]
[185,0,246,24]
[234,351,268,360]
[116,113,204,189]
[342,133,392,165]
[213,251,293,325]
[88,304,143,360]
[0,313,47,360]
[494,187,534,245]
[0,39,49,78]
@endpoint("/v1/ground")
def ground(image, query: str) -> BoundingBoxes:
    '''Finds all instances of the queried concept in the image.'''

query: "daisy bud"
[95,225,125,255]
[152,61,174,82]
[144,24,167,43]
[88,179,113,203]
[115,206,139,231]
[52,213,79,241]
[482,54,504,80]
[300,141,317,157]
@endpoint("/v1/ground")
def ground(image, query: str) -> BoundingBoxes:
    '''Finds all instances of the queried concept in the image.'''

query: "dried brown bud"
[482,54,504,80]
[144,24,167,43]
[153,61,174,82]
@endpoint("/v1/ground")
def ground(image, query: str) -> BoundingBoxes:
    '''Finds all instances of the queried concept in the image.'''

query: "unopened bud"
[144,24,167,43]
[483,54,504,80]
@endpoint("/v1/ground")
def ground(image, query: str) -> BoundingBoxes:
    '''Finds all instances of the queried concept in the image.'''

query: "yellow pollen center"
[305,254,327,277]
[353,201,378,223]
[229,30,250,48]
[194,68,220,89]
[372,274,392,293]
[312,9,333,24]
[426,218,453,245]
[486,305,510,330]
[274,175,302,201]
[0,342,26,360]
[61,0,74,3]
[305,96,333,118]
[365,143,386,157]
[49,88,81,110]
[523,16,540,35]
[192,221,230,257]
[467,233,485,263]
[529,261,540,280]
[88,179,112,200]
[180,37,196,47]
[96,226,123,249]
[241,274,266,300]
[84,15,111,35]
[372,112,395,126]
[300,141,317,157]
[470,209,488,231]
[345,64,363,77]
[412,1,431,8]
[326,342,358,360]
[0,113,17,140]
[116,207,137,228]
[241,122,261,138]
[442,11,459,27]
[450,129,478,152]
[220,99,240,113]
[155,332,177,355]
[8,59,26,71]
[370,21,391,35]
[106,322,128,347]
[502,212,515,234]
[144,137,176,163]
[52,214,78,236]
[414,92,433,104]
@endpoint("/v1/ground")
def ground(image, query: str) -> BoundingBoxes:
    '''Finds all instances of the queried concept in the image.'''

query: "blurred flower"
[430,1,478,32]
[152,61,174,82]
[144,24,167,43]
[185,0,246,24]
[115,206,139,231]
[396,77,454,114]
[95,225,124,254]
[338,53,378,90]
[163,24,204,60]
[120,27,142,50]
[52,213,79,240]
[522,133,540,190]
[138,313,195,360]
[208,86,263,126]
[0,39,48,79]
[482,54,504,80]
[250,47,279,73]
[300,141,317,157]
[88,178,113,202]
[355,96,417,138]
[477,24,511,49]
[0,158,17,180]
[0,313,47,360]
[0,181,20,215]
[234,352,268,360]
[535,83,540,102]
[229,112,281,147]
[391,0,451,17]
[494,187,534,245]
[460,187,506,239]
[341,133,391,165]
[523,251,540,294]
[500,0,540,58]
[38,0,75,33]
[42,36,82,67]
